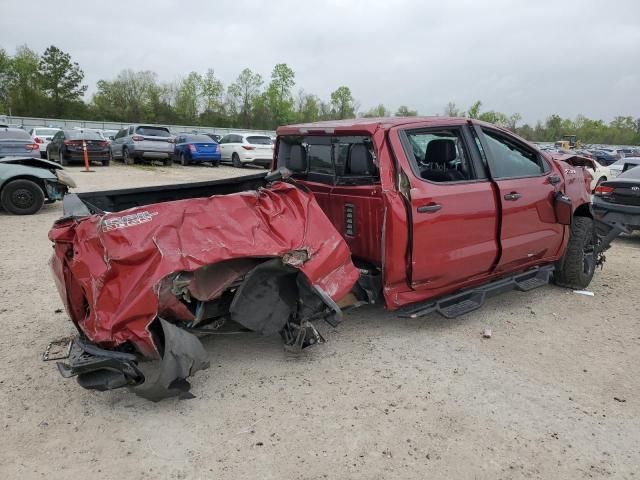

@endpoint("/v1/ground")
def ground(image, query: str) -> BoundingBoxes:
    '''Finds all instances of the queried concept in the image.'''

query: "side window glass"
[404,129,475,183]
[482,130,544,178]
[308,141,333,175]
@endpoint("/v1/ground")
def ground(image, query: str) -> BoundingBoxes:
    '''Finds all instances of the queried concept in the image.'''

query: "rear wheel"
[59,149,69,166]
[232,153,242,168]
[163,156,172,167]
[1,179,45,215]
[46,149,52,162]
[554,216,596,289]
[180,152,189,166]
[123,147,133,165]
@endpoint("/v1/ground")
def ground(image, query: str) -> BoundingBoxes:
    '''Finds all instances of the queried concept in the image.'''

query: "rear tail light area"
[242,145,255,150]
[132,135,144,142]
[34,137,42,144]
[64,140,83,146]
[188,144,197,153]
[594,185,614,196]
[26,143,39,151]
[167,138,175,144]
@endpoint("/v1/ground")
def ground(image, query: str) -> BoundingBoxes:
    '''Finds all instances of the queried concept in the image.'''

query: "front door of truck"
[396,125,500,291]
[473,125,564,273]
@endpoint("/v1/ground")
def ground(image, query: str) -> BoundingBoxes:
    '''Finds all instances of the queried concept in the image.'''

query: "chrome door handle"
[504,192,522,201]
[417,203,442,213]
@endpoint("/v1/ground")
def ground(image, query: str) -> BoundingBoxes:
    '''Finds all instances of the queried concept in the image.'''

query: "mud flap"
[131,319,210,401]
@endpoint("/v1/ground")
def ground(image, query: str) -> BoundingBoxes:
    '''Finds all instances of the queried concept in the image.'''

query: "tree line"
[1,44,638,145]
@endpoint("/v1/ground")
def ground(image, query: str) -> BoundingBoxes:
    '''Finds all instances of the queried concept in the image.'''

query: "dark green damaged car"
[0,156,75,215]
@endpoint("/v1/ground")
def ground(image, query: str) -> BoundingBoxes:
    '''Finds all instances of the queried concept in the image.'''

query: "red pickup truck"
[47,117,602,399]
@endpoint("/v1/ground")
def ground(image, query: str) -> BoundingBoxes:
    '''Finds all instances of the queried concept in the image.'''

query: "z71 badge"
[564,168,577,175]
[101,211,158,232]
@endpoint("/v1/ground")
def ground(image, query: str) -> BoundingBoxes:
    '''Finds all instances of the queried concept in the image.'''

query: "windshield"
[67,130,104,140]
[0,129,32,140]
[247,136,272,145]
[183,135,214,143]
[135,126,171,137]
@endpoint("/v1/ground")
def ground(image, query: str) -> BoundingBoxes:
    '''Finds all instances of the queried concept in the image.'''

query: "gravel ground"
[1,163,639,479]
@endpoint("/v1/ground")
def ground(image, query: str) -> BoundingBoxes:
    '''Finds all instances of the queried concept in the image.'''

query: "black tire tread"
[554,216,595,289]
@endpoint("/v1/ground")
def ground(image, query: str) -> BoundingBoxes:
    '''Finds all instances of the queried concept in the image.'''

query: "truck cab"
[275,117,594,310]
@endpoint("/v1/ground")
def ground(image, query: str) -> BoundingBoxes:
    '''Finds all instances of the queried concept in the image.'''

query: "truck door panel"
[474,126,564,272]
[396,126,500,290]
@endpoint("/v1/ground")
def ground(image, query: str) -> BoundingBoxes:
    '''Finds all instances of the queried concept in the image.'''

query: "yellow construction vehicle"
[555,135,581,150]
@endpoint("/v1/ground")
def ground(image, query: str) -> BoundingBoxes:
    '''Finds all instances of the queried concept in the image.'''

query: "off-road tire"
[180,152,189,166]
[1,179,45,215]
[554,216,596,289]
[163,157,172,167]
[232,153,242,168]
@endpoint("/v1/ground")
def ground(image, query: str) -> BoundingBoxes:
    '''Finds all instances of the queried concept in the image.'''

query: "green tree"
[295,90,320,123]
[395,105,418,116]
[7,45,43,116]
[91,70,158,122]
[175,71,203,123]
[38,45,87,117]
[330,86,355,119]
[200,69,224,121]
[227,68,263,128]
[265,63,295,127]
[443,102,461,117]
[467,100,482,119]
[362,104,391,118]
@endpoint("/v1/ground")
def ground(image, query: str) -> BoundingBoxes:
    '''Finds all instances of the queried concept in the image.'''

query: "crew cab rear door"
[472,124,564,273]
[395,124,500,291]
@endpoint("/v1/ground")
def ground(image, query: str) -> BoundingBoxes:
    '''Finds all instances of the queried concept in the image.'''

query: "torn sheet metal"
[131,319,210,401]
[48,182,359,359]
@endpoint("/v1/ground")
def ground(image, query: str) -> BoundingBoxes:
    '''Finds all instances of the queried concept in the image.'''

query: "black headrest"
[349,144,376,175]
[287,145,307,171]
[425,139,456,165]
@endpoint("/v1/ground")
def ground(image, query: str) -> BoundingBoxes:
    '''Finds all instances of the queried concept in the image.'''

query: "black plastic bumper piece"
[57,336,144,391]
[399,265,554,319]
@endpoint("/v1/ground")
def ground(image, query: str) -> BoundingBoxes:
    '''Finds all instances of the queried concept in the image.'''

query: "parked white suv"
[29,127,61,158]
[218,133,273,168]
[110,125,175,165]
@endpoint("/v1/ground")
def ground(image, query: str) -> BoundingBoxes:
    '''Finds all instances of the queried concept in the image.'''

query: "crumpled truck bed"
[48,180,359,398]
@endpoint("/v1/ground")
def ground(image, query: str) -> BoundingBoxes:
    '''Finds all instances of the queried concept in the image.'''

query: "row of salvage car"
[8,116,636,401]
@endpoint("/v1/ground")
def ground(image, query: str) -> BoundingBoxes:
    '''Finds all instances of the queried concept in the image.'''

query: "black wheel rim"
[11,188,35,209]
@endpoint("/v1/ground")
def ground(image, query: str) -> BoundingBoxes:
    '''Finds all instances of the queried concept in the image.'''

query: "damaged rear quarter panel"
[48,182,359,357]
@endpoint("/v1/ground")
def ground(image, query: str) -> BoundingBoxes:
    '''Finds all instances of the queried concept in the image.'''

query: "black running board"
[398,265,554,319]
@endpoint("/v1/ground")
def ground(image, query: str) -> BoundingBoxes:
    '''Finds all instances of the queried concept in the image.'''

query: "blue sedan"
[174,134,221,166]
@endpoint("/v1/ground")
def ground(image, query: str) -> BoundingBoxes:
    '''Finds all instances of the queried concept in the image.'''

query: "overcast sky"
[1,0,639,123]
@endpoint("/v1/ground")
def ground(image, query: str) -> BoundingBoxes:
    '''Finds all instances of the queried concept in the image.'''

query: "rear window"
[33,128,59,136]
[67,130,103,140]
[0,129,32,140]
[246,136,272,145]
[135,126,171,137]
[183,134,214,143]
[277,135,378,185]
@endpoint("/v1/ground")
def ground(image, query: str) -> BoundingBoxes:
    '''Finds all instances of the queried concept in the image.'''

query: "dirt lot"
[1,163,639,479]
